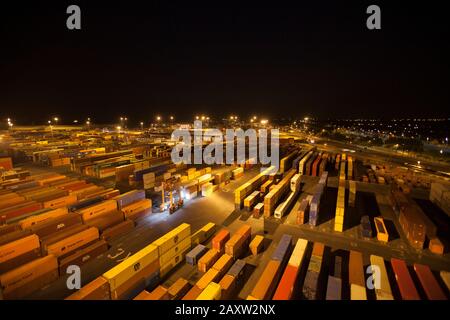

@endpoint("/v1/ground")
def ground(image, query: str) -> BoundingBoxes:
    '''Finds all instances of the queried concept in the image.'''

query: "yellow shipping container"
[102,244,159,291]
[160,248,189,278]
[196,282,221,300]
[191,222,216,245]
[159,236,191,266]
[153,223,191,256]
[211,254,233,276]
[196,268,220,289]
[350,284,367,300]
[198,249,220,273]
[288,238,308,268]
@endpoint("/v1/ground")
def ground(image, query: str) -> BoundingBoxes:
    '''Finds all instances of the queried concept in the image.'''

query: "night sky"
[1,1,449,124]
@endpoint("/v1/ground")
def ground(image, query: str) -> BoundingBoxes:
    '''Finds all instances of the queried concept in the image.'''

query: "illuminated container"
[196,282,221,300]
[65,276,111,300]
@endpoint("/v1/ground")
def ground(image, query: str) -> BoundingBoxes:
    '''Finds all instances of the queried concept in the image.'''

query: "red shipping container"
[413,263,446,300]
[273,264,299,300]
[0,202,43,224]
[391,258,420,300]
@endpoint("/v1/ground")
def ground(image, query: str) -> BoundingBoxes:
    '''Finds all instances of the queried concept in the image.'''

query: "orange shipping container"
[43,195,78,209]
[236,224,251,238]
[219,274,236,299]
[249,235,264,256]
[121,199,152,220]
[197,268,220,290]
[133,290,152,300]
[198,249,221,273]
[0,255,58,299]
[78,200,118,222]
[251,260,281,300]
[144,285,170,300]
[0,157,13,170]
[0,196,26,210]
[0,234,40,265]
[211,254,233,278]
[182,285,203,300]
[19,207,69,229]
[84,210,124,232]
[45,226,99,258]
[349,250,366,287]
[65,276,111,300]
[212,229,230,253]
[168,278,190,300]
[225,233,250,258]
[429,237,444,255]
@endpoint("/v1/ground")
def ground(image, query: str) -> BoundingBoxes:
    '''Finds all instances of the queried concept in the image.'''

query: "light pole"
[48,120,53,137]
[140,122,144,131]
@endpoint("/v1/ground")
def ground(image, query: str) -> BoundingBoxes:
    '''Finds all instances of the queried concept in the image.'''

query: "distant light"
[230,116,234,120]
[124,117,128,121]
[206,117,210,120]
[48,120,51,124]
[140,122,144,125]
[120,117,123,121]
[201,116,205,120]
[73,120,78,123]
[156,116,161,121]
[260,119,268,125]
[253,116,257,120]
[304,117,309,121]
[440,150,444,154]
[170,116,174,120]
[7,118,10,122]
[86,121,90,125]
[116,126,121,130]
[54,117,58,121]
[196,116,199,120]
[417,161,421,165]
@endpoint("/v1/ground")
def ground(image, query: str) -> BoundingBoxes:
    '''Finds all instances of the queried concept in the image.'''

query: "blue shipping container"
[185,244,208,266]
[227,259,246,279]
[271,234,292,262]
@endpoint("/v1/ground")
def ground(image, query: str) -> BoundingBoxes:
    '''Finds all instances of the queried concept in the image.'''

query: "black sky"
[0,0,449,124]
